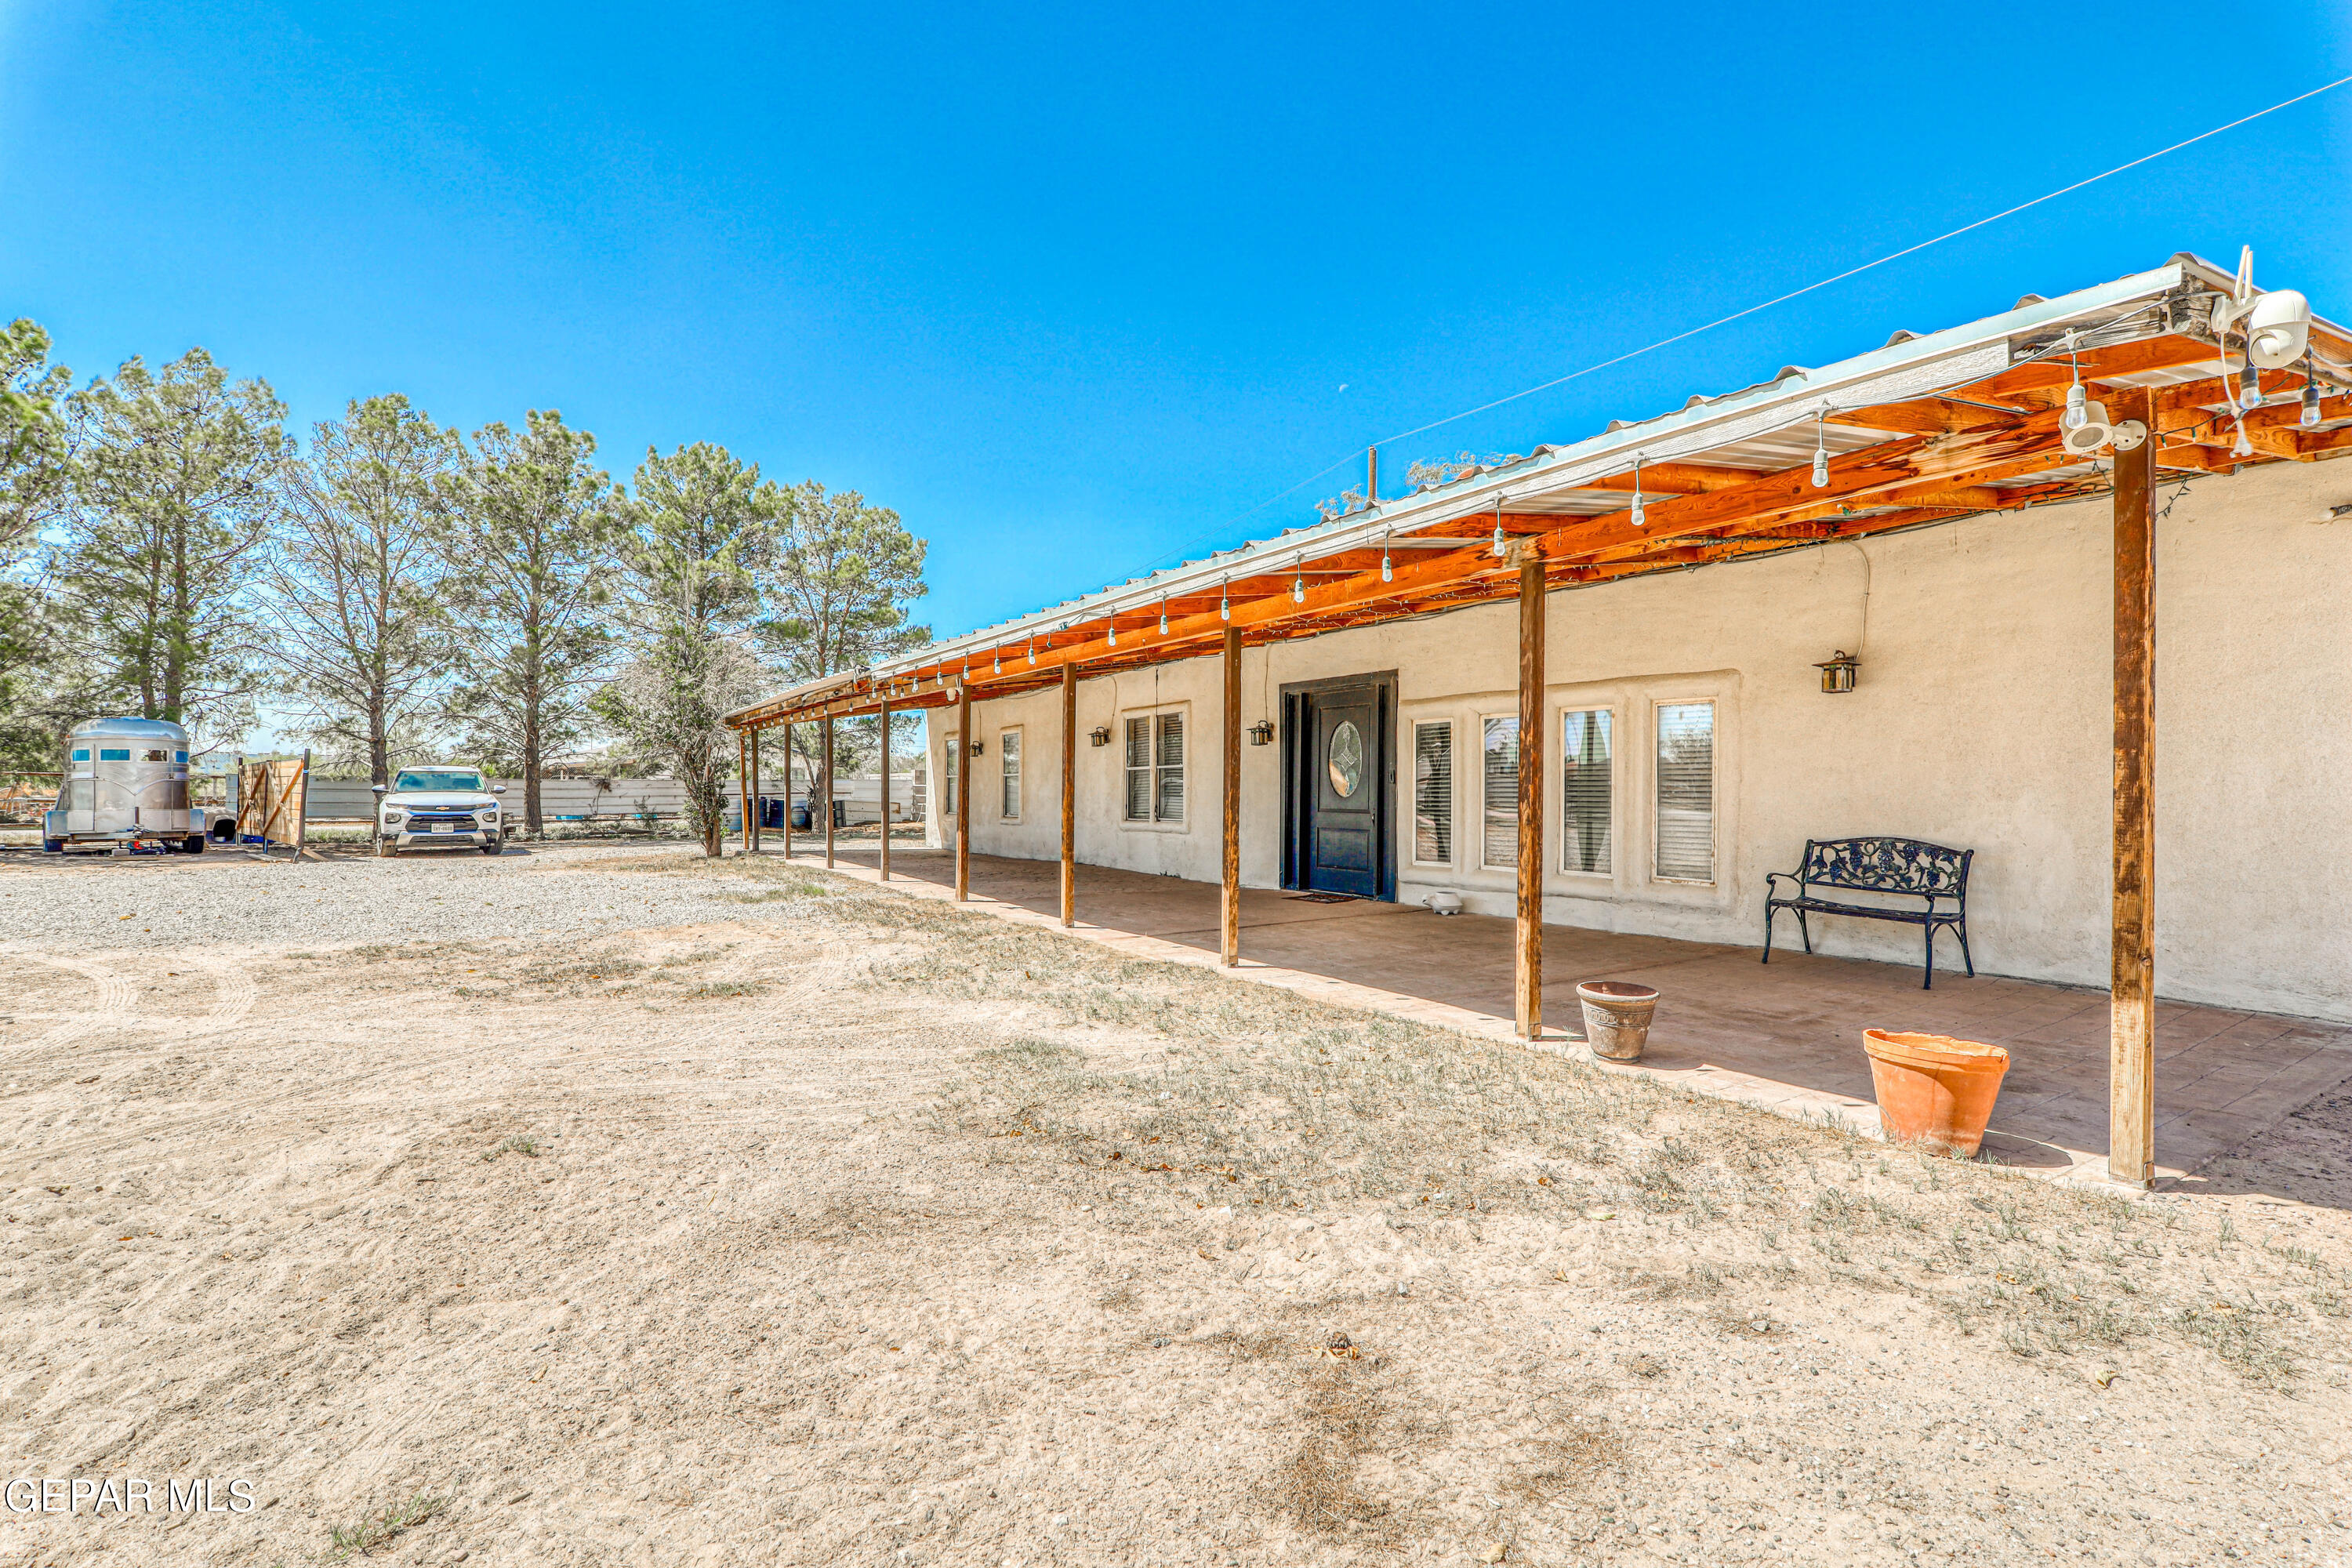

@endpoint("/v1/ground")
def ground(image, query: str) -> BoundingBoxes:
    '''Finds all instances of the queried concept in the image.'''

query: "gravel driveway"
[0,840,810,953]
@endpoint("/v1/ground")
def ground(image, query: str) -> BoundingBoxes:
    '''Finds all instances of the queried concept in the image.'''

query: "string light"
[2303,356,2324,428]
[2241,358,2264,412]
[2063,333,2089,430]
[1107,613,1116,647]
[1490,497,1505,557]
[1159,596,1168,635]
[1027,635,1035,666]
[993,653,1000,674]
[1292,557,1305,604]
[1380,530,1392,583]
[1630,456,1646,528]
[1810,410,1831,488]
[1219,577,1229,622]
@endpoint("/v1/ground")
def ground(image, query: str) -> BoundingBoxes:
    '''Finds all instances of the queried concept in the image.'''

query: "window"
[100,749,130,761]
[1560,708,1613,875]
[1123,713,1185,823]
[71,749,89,762]
[394,770,485,792]
[1412,721,1454,864]
[1480,716,1518,869]
[1000,729,1022,819]
[1654,702,1715,883]
[141,750,168,762]
[942,742,958,814]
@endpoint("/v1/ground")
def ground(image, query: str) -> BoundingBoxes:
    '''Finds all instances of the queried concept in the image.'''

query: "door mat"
[1287,892,1364,904]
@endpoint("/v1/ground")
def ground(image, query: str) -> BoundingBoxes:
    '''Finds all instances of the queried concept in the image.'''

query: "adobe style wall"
[926,458,2352,1022]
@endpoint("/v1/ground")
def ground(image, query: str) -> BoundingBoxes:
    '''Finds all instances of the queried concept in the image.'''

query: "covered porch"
[768,839,2352,1189]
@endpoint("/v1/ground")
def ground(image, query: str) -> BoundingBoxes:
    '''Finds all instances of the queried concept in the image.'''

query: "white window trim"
[998,726,1024,823]
[1408,717,1457,869]
[1556,702,1617,881]
[1475,710,1520,873]
[1116,701,1190,833]
[1649,697,1718,887]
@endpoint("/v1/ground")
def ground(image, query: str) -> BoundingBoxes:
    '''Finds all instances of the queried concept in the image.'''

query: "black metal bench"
[1762,837,1973,989]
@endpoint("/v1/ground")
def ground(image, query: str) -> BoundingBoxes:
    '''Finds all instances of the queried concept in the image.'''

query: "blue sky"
[5,2,2348,644]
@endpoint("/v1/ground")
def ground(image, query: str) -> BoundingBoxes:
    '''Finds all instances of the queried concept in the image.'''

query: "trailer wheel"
[42,838,63,855]
[181,835,205,855]
[479,842,501,856]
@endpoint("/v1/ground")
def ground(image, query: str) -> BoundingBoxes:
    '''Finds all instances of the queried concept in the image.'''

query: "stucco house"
[728,252,2352,1185]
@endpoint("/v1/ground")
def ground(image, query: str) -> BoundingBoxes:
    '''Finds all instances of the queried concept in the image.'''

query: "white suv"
[373,767,508,857]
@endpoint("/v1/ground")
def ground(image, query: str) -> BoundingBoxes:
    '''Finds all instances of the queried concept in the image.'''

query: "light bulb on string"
[2302,358,2323,428]
[1219,578,1229,622]
[1630,457,1646,528]
[1159,597,1168,635]
[1292,558,1305,604]
[1107,616,1116,647]
[1380,531,1392,583]
[1027,636,1035,666]
[1810,410,1831,488]
[2241,358,2264,412]
[993,653,1000,674]
[1490,499,1505,557]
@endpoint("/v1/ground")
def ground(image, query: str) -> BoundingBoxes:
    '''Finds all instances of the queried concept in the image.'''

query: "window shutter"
[1124,717,1151,821]
[1560,708,1613,874]
[1653,703,1715,881]
[1413,721,1453,864]
[1481,716,1518,869]
[1155,713,1185,821]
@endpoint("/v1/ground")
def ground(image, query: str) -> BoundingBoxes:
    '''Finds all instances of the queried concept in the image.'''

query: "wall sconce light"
[1089,725,1112,747]
[1248,720,1276,746]
[1815,651,1859,694]
[969,739,985,756]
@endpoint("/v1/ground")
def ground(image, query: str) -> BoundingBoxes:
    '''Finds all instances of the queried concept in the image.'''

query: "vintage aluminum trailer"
[41,717,230,855]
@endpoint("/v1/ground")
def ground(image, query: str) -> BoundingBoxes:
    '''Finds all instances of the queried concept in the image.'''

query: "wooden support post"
[1221,628,1241,967]
[956,684,972,901]
[738,731,751,855]
[748,725,761,855]
[822,717,836,869]
[1515,551,1545,1039]
[779,722,793,860]
[879,692,892,881]
[1060,663,1076,927]
[2109,384,2158,1187]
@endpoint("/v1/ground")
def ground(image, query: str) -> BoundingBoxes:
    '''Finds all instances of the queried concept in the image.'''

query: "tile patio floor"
[764,835,2352,1189]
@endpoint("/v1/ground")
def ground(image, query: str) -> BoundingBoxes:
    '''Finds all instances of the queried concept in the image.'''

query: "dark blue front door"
[1305,687,1378,897]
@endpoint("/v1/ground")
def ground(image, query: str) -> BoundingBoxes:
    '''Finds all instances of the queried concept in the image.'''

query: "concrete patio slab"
[764,836,2352,1189]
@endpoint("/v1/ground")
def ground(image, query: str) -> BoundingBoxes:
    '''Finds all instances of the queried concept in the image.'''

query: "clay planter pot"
[1862,1029,2011,1157]
[1577,981,1660,1063]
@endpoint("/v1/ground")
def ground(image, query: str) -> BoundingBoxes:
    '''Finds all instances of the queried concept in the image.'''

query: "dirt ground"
[2,844,2347,1566]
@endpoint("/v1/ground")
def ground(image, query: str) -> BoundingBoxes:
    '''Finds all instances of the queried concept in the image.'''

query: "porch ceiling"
[729,253,2352,732]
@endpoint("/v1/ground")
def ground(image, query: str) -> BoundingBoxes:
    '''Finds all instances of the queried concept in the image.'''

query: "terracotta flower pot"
[1862,1029,2011,1157]
[1577,981,1660,1063]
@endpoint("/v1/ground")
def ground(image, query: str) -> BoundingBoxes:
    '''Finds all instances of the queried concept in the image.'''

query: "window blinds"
[1481,716,1518,869]
[1124,717,1152,821]
[1653,702,1715,882]
[1154,713,1185,821]
[1561,708,1613,875]
[1124,713,1185,822]
[1413,720,1453,864]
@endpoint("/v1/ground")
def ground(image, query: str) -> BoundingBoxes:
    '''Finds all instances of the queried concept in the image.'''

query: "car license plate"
[434,824,456,833]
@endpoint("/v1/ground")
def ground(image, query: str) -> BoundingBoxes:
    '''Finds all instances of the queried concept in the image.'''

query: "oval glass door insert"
[1327,720,1364,799]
